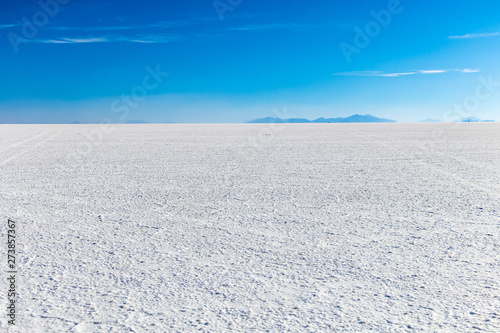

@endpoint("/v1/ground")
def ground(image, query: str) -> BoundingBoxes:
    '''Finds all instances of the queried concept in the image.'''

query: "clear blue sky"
[1,0,499,123]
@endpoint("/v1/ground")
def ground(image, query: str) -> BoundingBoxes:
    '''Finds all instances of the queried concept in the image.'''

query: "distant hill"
[248,114,396,123]
[248,117,310,123]
[70,120,153,124]
[454,117,495,123]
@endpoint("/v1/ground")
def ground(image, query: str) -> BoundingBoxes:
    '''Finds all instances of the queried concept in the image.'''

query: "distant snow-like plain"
[1,123,499,332]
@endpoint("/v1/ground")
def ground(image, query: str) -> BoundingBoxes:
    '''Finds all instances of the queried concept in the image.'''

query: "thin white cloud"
[333,69,480,77]
[417,70,447,74]
[456,68,481,73]
[46,18,216,32]
[0,23,21,29]
[33,19,210,44]
[379,72,416,77]
[449,32,500,39]
[41,38,109,44]
[333,71,417,77]
[36,34,180,44]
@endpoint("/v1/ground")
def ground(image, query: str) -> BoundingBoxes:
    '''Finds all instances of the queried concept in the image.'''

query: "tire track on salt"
[0,129,48,154]
[0,131,60,167]
[0,128,43,145]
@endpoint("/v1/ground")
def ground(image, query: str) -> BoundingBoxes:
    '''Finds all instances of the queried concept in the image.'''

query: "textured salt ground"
[0,123,499,332]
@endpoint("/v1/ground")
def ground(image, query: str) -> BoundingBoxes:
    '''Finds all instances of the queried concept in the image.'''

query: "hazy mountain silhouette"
[454,117,494,122]
[248,114,396,123]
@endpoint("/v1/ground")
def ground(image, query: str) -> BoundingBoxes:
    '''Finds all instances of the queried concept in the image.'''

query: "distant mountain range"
[454,117,494,123]
[70,119,155,124]
[5,115,495,125]
[248,114,396,123]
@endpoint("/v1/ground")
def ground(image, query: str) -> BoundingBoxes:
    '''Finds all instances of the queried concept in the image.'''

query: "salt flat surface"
[1,123,499,332]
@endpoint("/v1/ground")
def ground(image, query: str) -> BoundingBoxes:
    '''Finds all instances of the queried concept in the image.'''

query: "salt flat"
[1,123,499,332]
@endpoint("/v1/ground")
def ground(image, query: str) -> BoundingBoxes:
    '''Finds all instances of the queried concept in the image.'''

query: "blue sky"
[1,0,499,123]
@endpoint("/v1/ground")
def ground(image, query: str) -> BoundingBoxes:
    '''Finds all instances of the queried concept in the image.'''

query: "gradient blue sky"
[1,0,499,123]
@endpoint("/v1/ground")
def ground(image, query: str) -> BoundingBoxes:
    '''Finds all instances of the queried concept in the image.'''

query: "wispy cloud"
[0,23,21,29]
[417,70,447,74]
[33,18,213,44]
[378,72,416,77]
[46,18,217,32]
[35,20,304,44]
[333,69,480,77]
[40,38,108,44]
[36,34,180,44]
[449,32,500,39]
[458,68,481,73]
